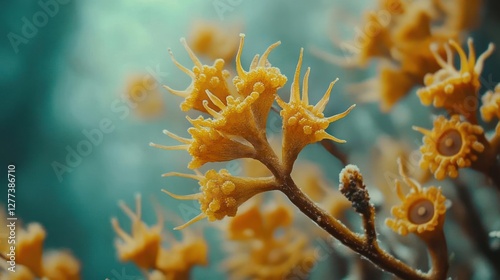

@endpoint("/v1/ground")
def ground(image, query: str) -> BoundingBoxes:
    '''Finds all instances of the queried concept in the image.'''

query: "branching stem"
[253,136,448,279]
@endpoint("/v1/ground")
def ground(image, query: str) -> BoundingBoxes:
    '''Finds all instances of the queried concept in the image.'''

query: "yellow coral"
[355,11,394,66]
[153,34,291,168]
[413,115,485,180]
[277,48,355,169]
[1,222,80,280]
[225,233,315,280]
[386,159,447,237]
[188,20,241,62]
[149,90,263,169]
[379,66,419,112]
[233,34,288,129]
[151,123,256,169]
[165,38,232,113]
[155,232,208,279]
[42,251,80,280]
[378,0,405,15]
[111,194,163,269]
[188,89,263,144]
[17,223,45,277]
[417,38,494,109]
[480,83,500,122]
[126,75,165,119]
[0,265,36,280]
[111,197,207,279]
[223,202,316,280]
[162,169,278,229]
[391,8,454,80]
[227,200,293,241]
[440,0,483,31]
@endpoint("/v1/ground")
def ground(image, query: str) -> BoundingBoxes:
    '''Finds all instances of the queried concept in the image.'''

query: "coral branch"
[424,230,449,280]
[338,165,377,244]
[279,176,431,280]
[320,139,349,166]
[157,33,457,280]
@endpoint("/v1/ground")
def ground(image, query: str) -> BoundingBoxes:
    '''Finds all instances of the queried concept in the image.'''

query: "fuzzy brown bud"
[339,164,370,214]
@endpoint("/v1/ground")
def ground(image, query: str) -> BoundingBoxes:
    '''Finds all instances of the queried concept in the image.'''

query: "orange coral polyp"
[414,115,485,180]
[17,223,46,277]
[191,90,262,142]
[188,20,240,62]
[233,33,288,129]
[386,159,447,236]
[223,202,316,280]
[387,185,446,236]
[187,125,256,168]
[42,251,81,280]
[228,202,293,241]
[149,121,257,169]
[480,83,500,122]
[379,66,419,112]
[417,38,495,109]
[111,195,163,269]
[155,233,208,278]
[277,48,355,168]
[165,38,232,113]
[162,169,278,229]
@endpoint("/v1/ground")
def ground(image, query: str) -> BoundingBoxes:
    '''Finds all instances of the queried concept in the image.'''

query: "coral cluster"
[150,32,459,280]
[104,3,497,278]
[223,200,316,279]
[417,39,494,113]
[320,0,484,112]
[0,221,80,280]
[413,38,500,184]
[111,195,207,279]
[154,33,353,228]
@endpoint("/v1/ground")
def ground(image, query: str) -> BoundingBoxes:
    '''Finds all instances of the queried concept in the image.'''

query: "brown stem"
[252,134,284,179]
[255,140,447,279]
[455,181,500,277]
[487,124,500,191]
[362,206,377,246]
[280,176,431,280]
[422,230,449,280]
[471,131,500,192]
[472,161,500,193]
[320,139,349,166]
[489,123,500,154]
[487,162,500,192]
